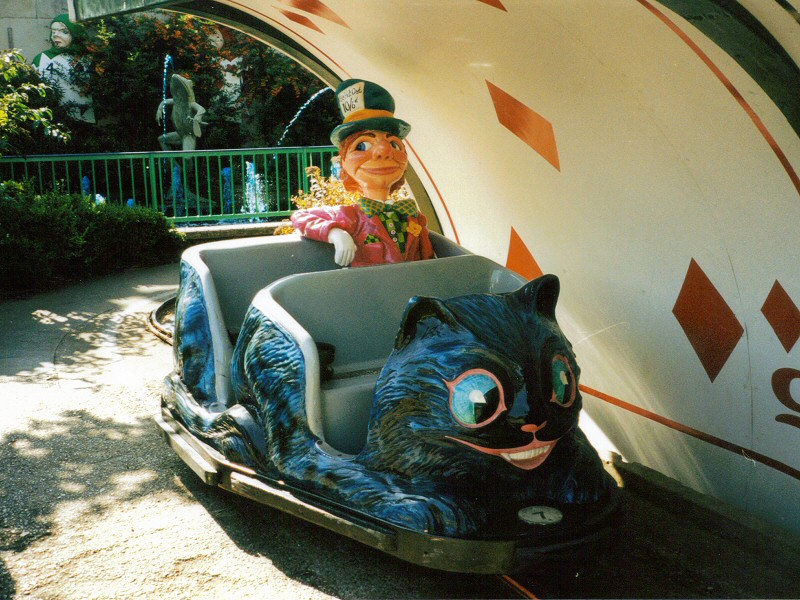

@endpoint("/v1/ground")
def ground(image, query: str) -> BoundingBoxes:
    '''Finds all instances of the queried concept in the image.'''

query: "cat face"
[364,275,583,481]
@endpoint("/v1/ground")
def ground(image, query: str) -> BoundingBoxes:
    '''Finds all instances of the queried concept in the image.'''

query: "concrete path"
[1,263,799,599]
[0,264,512,599]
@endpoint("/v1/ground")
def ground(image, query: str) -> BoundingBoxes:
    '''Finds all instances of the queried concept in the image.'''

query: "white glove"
[327,228,357,266]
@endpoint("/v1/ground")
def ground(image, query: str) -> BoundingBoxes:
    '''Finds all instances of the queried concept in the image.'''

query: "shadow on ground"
[0,409,182,598]
[0,403,513,599]
[174,467,515,599]
[514,479,800,599]
[0,267,178,384]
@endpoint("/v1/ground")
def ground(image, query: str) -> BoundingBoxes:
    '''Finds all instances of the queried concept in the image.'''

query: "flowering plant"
[292,166,358,209]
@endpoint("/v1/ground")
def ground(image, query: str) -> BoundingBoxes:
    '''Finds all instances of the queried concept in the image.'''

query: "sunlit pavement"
[0,264,511,600]
[2,263,799,599]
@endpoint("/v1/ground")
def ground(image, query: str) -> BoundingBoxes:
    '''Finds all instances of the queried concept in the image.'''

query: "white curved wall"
[178,0,800,533]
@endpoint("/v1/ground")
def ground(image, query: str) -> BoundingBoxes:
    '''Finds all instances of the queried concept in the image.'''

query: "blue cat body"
[168,263,616,538]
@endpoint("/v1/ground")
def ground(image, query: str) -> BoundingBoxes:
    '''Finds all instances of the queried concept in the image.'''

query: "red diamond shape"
[761,281,800,352]
[673,259,744,381]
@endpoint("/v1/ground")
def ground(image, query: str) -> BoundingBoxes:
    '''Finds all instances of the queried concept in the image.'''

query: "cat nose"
[521,422,547,433]
[506,388,532,424]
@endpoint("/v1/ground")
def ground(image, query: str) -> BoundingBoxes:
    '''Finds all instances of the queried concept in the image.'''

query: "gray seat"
[199,234,337,337]
[181,231,466,407]
[263,254,527,454]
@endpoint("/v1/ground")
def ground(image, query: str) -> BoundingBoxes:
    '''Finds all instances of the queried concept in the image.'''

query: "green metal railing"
[0,146,338,223]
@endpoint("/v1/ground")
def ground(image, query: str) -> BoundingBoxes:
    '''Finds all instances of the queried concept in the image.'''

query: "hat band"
[342,108,395,124]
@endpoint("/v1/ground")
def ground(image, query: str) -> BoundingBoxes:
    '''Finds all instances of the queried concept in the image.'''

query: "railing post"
[148,154,158,211]
[301,147,310,183]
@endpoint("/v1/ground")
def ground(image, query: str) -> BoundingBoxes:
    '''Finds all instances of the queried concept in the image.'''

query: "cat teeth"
[502,445,551,461]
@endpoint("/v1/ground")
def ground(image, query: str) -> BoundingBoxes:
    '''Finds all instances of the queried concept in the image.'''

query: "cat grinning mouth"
[498,443,556,470]
[446,423,561,470]
[503,447,549,460]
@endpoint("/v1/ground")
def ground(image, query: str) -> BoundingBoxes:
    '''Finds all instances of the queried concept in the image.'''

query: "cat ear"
[394,296,460,350]
[517,274,560,320]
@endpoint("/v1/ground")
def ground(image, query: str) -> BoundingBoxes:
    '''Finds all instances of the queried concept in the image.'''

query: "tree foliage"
[0,50,70,157]
[227,36,338,147]
[57,12,338,153]
[81,13,228,152]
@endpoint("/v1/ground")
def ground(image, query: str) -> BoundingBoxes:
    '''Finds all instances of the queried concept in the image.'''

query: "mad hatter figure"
[291,79,434,267]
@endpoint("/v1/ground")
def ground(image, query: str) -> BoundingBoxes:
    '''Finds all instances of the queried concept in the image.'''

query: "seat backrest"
[181,231,487,414]
[199,235,337,335]
[194,230,464,338]
[268,254,526,373]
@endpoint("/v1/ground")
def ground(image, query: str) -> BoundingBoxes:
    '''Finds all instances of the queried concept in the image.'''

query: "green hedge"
[0,180,186,293]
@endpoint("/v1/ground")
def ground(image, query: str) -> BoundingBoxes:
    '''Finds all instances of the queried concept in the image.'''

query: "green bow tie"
[358,197,419,218]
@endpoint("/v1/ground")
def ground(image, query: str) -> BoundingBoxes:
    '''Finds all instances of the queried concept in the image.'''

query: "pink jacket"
[291,204,435,267]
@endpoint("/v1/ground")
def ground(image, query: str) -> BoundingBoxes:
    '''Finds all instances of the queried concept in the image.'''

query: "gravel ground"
[0,264,513,600]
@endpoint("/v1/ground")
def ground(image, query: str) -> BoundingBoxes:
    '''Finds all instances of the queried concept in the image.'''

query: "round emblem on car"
[518,505,563,526]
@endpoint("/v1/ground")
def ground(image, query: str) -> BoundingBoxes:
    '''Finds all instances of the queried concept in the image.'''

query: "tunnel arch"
[70,0,800,535]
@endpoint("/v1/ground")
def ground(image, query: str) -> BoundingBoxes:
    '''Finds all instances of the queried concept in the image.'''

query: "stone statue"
[156,74,207,151]
[31,14,95,123]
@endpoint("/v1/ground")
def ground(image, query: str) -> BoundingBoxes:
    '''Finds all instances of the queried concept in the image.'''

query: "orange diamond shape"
[486,81,560,171]
[506,227,543,280]
[762,281,800,352]
[673,259,743,381]
[279,9,324,33]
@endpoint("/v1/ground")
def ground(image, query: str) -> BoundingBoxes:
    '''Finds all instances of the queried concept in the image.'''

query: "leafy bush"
[0,50,70,157]
[0,180,185,293]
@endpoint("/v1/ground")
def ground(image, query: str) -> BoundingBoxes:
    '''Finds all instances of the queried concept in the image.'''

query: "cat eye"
[447,369,506,428]
[550,355,576,407]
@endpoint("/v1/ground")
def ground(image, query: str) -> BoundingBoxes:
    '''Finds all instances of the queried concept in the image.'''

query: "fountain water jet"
[161,54,173,144]
[276,87,333,146]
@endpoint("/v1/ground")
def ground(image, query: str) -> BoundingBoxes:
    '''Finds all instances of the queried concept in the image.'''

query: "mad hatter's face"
[50,22,72,48]
[341,130,408,201]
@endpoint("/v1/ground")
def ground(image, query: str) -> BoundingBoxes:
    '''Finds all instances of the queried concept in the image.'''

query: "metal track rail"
[147,296,176,345]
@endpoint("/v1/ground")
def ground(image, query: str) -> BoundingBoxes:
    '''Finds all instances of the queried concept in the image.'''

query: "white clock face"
[517,505,563,526]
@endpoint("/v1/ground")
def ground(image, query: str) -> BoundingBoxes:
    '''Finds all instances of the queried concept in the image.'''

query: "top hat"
[330,79,411,146]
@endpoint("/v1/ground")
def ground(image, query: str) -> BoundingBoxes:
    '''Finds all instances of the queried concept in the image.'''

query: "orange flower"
[407,222,422,237]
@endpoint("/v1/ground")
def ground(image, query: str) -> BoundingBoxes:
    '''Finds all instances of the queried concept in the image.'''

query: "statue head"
[208,27,225,51]
[331,80,411,200]
[48,14,85,52]
[170,74,196,103]
[338,129,409,200]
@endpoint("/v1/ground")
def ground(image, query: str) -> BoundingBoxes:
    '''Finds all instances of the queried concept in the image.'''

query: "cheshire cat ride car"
[156,231,620,574]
